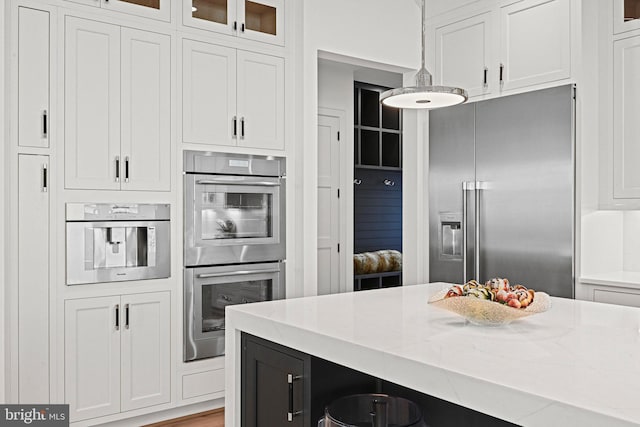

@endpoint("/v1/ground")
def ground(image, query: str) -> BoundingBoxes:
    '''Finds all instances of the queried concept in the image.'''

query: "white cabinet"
[499,0,571,91]
[182,39,284,150]
[183,0,284,46]
[64,0,171,22]
[18,6,50,148]
[65,16,171,191]
[432,0,571,98]
[614,0,640,34]
[65,292,171,422]
[594,288,640,308]
[18,154,50,403]
[434,12,494,97]
[613,35,640,199]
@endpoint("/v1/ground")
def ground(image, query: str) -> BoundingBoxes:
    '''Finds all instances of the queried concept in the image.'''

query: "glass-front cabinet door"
[614,0,640,34]
[184,0,284,46]
[64,0,171,21]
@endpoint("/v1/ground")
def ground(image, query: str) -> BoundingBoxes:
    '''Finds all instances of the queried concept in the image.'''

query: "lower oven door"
[184,262,285,361]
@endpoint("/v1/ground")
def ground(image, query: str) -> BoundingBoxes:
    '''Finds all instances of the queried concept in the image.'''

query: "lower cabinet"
[65,292,171,422]
[241,334,521,427]
[242,334,310,427]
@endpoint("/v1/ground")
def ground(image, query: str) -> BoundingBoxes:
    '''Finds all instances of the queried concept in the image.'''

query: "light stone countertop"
[225,282,640,427]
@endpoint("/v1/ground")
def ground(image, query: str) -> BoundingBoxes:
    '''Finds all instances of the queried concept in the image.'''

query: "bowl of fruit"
[428,278,551,326]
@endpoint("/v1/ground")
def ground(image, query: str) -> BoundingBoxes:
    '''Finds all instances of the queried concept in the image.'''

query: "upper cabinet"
[64,17,171,191]
[499,0,571,91]
[183,0,285,46]
[432,0,571,98]
[613,35,640,198]
[434,12,494,98]
[614,0,640,34]
[182,39,285,150]
[64,0,172,22]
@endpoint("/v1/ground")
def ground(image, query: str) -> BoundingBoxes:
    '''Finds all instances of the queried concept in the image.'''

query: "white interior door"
[121,292,170,412]
[317,114,341,295]
[18,155,49,403]
[65,296,121,422]
[120,28,171,191]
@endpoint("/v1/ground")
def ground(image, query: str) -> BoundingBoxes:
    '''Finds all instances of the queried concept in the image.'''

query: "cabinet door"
[102,0,171,22]
[18,155,49,403]
[65,296,122,422]
[237,51,284,150]
[614,0,640,34]
[242,335,305,427]
[435,12,494,98]
[182,39,237,146]
[184,0,237,36]
[121,28,171,192]
[613,36,640,198]
[499,0,570,91]
[121,292,171,412]
[18,7,50,148]
[65,17,121,190]
[238,0,285,46]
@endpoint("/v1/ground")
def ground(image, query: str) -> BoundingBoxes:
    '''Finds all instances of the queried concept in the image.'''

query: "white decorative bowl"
[428,289,551,326]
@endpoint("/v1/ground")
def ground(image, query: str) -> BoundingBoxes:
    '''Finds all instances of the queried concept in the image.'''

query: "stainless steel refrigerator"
[429,84,574,298]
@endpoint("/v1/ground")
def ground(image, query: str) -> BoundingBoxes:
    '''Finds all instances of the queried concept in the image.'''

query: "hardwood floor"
[144,408,224,427]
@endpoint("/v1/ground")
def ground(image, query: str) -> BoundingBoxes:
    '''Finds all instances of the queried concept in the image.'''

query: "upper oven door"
[185,174,286,266]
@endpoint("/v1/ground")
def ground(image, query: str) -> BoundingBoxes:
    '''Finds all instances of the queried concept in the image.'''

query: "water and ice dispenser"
[66,203,171,285]
[438,213,462,259]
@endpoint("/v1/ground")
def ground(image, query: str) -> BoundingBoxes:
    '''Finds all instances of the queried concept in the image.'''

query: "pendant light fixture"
[380,0,468,109]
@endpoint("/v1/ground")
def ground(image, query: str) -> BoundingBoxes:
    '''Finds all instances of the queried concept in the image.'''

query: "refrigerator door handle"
[462,181,475,283]
[475,181,488,282]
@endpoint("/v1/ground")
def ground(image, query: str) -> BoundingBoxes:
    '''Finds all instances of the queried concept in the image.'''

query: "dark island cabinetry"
[241,333,518,427]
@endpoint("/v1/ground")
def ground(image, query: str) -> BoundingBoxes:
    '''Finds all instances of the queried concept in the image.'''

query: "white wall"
[300,0,424,296]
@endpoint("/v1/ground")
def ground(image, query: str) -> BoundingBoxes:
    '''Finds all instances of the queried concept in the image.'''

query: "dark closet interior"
[353,82,403,291]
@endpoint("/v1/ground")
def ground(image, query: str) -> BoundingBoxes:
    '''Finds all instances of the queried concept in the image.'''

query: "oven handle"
[196,179,280,187]
[197,269,280,279]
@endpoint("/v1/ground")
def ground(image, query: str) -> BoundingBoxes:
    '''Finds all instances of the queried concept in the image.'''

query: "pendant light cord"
[415,0,432,86]
[421,0,426,71]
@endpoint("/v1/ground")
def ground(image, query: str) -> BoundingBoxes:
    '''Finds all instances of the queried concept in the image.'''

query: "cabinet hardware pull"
[115,156,120,183]
[233,116,237,138]
[125,304,130,329]
[115,304,120,331]
[241,23,245,32]
[125,156,130,183]
[42,110,48,137]
[483,67,488,88]
[42,164,48,193]
[383,179,395,186]
[353,179,362,185]
[287,373,302,422]
[499,63,504,85]
[241,117,245,139]
[233,21,237,31]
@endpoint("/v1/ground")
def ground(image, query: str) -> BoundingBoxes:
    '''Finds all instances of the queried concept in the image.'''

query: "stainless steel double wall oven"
[183,151,286,361]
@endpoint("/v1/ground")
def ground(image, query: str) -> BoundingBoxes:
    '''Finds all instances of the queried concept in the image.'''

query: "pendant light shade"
[380,0,468,110]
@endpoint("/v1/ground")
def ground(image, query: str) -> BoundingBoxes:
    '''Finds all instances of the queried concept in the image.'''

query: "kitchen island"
[225,283,640,426]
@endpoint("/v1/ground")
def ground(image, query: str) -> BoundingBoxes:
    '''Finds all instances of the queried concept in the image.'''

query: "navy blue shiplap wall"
[353,168,402,254]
